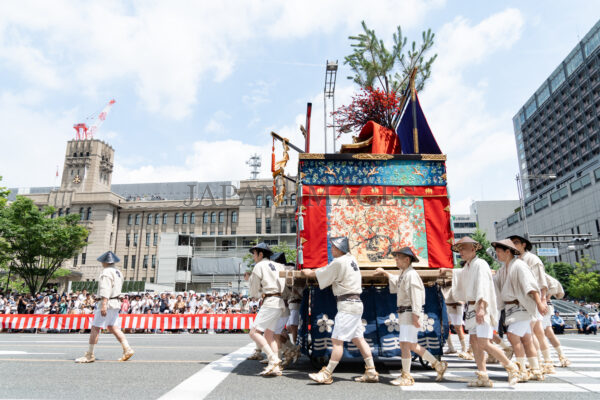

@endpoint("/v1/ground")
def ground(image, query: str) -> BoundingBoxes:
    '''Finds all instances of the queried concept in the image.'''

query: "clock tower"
[61,139,114,193]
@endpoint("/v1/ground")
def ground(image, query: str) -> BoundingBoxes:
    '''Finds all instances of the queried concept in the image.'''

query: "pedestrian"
[492,239,546,381]
[375,247,447,386]
[246,243,286,376]
[302,237,379,384]
[451,237,520,387]
[75,251,134,363]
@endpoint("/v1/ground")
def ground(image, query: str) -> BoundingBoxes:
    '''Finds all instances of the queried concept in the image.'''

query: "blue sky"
[0,1,598,214]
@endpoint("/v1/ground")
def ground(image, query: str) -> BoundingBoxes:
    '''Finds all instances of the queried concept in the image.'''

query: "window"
[290,194,296,206]
[153,233,158,246]
[211,212,216,223]
[145,233,150,246]
[203,212,208,224]
[86,207,92,220]
[219,211,224,223]
[163,213,168,224]
[80,207,85,221]
[566,50,583,75]
[280,219,287,233]
[174,213,180,224]
[143,255,148,269]
[190,212,195,224]
[150,277,155,283]
[550,187,569,203]
[58,208,63,217]
[507,213,520,226]
[265,195,272,208]
[525,97,537,119]
[123,255,128,269]
[231,211,238,223]
[533,197,549,212]
[256,218,262,234]
[131,255,136,268]
[128,214,133,225]
[155,213,160,225]
[65,208,70,215]
[266,218,271,234]
[147,214,153,225]
[73,255,78,268]
[152,255,156,268]
[256,195,263,207]
[135,214,140,225]
[570,174,592,193]
[134,233,139,246]
[290,218,296,233]
[594,166,600,181]
[584,29,600,56]
[536,84,550,106]
[81,253,86,264]
[183,212,189,224]
[126,233,131,247]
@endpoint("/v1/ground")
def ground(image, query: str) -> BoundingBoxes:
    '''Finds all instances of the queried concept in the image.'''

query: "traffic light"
[572,238,591,249]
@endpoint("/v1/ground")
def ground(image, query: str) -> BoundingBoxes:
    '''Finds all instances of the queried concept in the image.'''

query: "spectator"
[551,311,565,334]
[584,312,597,335]
[174,295,186,314]
[58,297,69,314]
[576,310,586,334]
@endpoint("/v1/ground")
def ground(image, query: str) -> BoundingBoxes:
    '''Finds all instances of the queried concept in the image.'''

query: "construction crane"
[73,99,116,140]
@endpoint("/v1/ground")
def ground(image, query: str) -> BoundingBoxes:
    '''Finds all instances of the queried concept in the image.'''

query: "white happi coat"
[97,266,124,310]
[451,257,498,330]
[546,273,565,300]
[494,257,539,325]
[389,266,425,325]
[521,251,548,294]
[249,259,286,310]
[315,253,362,314]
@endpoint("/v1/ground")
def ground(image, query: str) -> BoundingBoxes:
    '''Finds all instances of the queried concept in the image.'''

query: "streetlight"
[515,173,558,240]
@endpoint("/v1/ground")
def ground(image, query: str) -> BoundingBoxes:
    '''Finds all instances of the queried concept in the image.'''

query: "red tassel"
[271,138,275,173]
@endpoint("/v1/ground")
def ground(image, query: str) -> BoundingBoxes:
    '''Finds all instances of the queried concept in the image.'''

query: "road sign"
[537,247,559,257]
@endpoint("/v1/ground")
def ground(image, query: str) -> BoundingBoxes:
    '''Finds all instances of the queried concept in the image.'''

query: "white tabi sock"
[528,356,540,370]
[120,338,131,351]
[542,349,552,362]
[447,337,455,351]
[364,357,374,369]
[401,358,412,374]
[460,338,467,352]
[555,346,564,357]
[326,360,339,373]
[88,344,95,354]
[517,357,527,368]
[422,351,437,365]
[262,345,277,362]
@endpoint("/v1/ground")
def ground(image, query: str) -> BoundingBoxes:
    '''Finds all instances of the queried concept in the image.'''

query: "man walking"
[75,251,134,363]
[302,237,379,384]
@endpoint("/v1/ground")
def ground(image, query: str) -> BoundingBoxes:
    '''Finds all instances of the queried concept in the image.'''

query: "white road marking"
[158,342,255,400]
[0,350,64,355]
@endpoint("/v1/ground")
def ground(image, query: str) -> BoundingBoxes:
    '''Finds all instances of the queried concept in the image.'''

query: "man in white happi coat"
[543,273,571,366]
[375,247,448,386]
[509,235,555,374]
[492,239,547,381]
[442,276,468,357]
[302,237,379,385]
[247,243,286,376]
[75,251,134,363]
[451,237,520,387]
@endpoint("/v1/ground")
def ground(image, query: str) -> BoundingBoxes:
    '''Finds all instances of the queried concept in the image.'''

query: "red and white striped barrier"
[0,314,256,331]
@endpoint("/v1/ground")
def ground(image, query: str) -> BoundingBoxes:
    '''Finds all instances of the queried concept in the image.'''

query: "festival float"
[270,67,454,366]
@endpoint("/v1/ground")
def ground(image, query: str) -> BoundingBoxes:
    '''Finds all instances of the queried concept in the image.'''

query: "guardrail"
[0,313,256,331]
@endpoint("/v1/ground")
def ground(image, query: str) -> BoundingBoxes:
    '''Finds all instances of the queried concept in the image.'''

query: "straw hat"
[491,239,521,255]
[390,247,419,263]
[508,235,532,252]
[451,237,482,253]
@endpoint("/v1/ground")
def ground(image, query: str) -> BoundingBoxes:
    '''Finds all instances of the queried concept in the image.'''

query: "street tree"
[0,196,88,295]
[567,257,600,302]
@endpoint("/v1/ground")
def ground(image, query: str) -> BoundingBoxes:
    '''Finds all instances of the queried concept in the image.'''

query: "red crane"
[73,99,116,140]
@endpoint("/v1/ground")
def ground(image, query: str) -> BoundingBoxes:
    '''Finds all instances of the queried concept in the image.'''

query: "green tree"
[0,196,88,295]
[471,228,500,269]
[0,176,9,208]
[546,261,574,292]
[345,21,437,97]
[567,257,600,302]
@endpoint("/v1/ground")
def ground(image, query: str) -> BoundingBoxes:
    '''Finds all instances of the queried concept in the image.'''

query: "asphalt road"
[1,332,599,399]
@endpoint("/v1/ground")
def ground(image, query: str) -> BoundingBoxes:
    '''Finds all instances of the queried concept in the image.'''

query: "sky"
[0,1,598,214]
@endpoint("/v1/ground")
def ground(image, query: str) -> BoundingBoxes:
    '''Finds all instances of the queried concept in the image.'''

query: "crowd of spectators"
[0,290,262,316]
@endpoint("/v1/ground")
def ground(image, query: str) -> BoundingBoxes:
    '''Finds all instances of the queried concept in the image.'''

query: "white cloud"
[0,0,445,120]
[419,8,525,213]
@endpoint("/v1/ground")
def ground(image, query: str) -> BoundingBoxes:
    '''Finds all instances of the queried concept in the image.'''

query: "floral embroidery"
[317,314,334,333]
